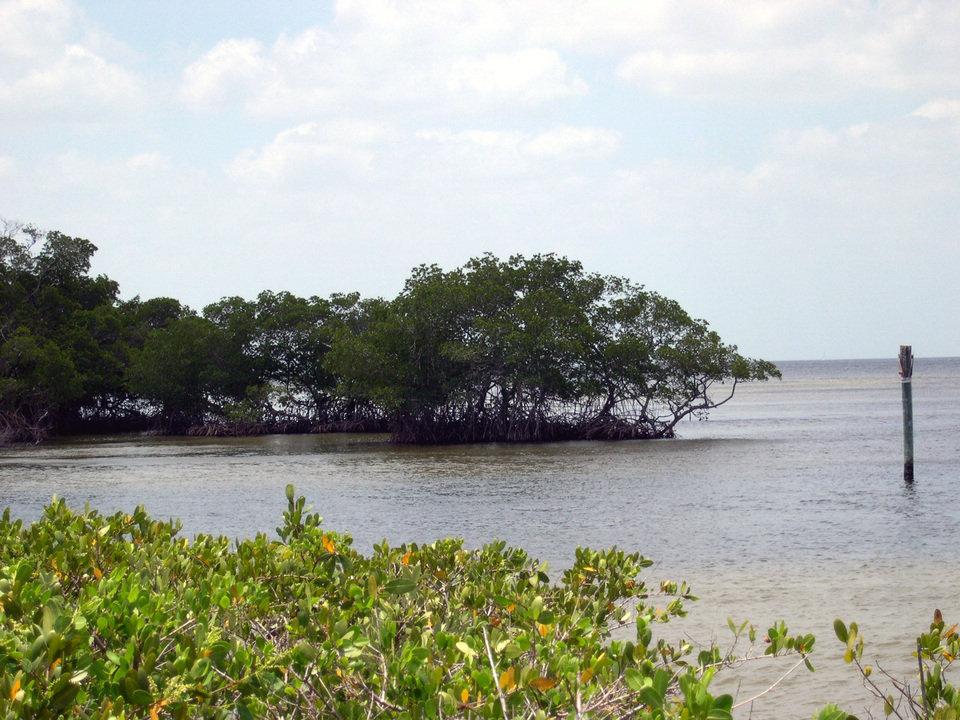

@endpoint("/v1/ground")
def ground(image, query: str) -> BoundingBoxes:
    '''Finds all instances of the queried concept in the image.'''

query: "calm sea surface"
[2,357,959,717]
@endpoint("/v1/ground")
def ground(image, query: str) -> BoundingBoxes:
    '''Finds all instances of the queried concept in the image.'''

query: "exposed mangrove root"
[186,420,314,437]
[182,416,389,438]
[386,414,673,445]
[583,416,673,440]
[0,409,50,445]
[313,417,388,434]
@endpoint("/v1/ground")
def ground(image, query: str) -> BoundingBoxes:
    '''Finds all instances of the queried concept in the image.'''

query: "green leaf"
[624,667,647,692]
[384,577,417,595]
[529,595,544,621]
[456,641,478,659]
[473,669,493,689]
[834,619,848,644]
[190,657,212,681]
[129,688,153,706]
[48,681,81,711]
[708,705,733,720]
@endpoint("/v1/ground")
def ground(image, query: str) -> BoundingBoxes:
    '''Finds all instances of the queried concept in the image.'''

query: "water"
[2,357,959,717]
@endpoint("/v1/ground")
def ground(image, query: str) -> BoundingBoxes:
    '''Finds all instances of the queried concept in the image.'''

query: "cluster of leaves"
[327,254,779,443]
[124,290,367,432]
[827,614,960,720]
[1,221,777,444]
[0,487,816,719]
[1,222,131,442]
[0,220,369,440]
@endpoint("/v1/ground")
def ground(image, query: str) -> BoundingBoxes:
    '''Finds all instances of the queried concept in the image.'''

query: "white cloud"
[180,38,274,110]
[127,152,171,171]
[521,126,620,158]
[227,121,389,186]
[0,154,16,178]
[607,1,960,101]
[0,43,144,121]
[0,0,73,64]
[418,125,619,166]
[163,1,960,125]
[335,0,513,53]
[446,48,587,105]
[418,128,521,153]
[177,4,593,120]
[911,99,960,121]
[617,49,757,98]
[0,1,144,122]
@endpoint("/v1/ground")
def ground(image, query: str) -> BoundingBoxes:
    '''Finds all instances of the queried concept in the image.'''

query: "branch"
[483,626,510,719]
[731,656,808,710]
[918,639,930,720]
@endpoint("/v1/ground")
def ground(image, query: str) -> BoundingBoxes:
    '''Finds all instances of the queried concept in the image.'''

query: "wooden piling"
[899,345,914,483]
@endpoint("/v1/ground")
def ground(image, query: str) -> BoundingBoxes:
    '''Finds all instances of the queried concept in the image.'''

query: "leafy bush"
[0,488,819,718]
[830,614,960,720]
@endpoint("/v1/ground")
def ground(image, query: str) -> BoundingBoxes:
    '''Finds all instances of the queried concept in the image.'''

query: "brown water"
[2,358,959,717]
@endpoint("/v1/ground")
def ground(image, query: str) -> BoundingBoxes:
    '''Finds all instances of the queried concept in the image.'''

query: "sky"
[2,0,959,361]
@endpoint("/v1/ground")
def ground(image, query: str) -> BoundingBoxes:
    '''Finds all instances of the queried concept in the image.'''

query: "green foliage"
[2,219,774,444]
[124,316,223,428]
[0,222,129,441]
[831,613,960,720]
[329,253,779,443]
[0,491,815,719]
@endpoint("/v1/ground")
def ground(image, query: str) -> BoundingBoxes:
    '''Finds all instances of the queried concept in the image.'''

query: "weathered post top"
[899,345,914,380]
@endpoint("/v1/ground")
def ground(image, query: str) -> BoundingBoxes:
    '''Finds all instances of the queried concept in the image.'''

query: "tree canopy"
[0,221,778,444]
[327,253,778,443]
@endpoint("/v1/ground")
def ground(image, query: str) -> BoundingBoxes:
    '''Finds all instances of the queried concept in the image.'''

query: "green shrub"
[0,488,819,719]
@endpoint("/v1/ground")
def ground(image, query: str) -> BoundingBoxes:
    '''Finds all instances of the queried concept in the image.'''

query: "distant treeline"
[0,221,779,445]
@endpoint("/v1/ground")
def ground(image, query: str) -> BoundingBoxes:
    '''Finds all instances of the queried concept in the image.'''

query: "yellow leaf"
[499,666,516,692]
[538,623,551,638]
[49,658,61,675]
[460,688,469,704]
[582,566,597,573]
[945,623,958,639]
[506,603,515,612]
[150,705,159,720]
[322,534,336,553]
[93,567,103,580]
[401,550,412,565]
[530,676,556,691]
[10,678,20,700]
[581,668,594,683]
